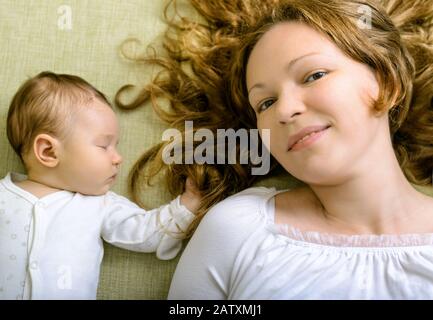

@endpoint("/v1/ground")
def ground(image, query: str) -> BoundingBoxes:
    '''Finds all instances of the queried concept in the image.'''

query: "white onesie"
[0,172,194,300]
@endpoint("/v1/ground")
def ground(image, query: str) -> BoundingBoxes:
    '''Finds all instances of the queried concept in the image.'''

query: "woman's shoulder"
[224,186,278,204]
[182,187,281,273]
[206,186,277,218]
[197,187,278,237]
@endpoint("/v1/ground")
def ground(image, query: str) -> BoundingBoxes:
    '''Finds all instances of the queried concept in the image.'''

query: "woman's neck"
[308,150,432,235]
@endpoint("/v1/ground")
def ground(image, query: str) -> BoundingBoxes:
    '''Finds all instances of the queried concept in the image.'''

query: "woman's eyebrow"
[248,51,322,96]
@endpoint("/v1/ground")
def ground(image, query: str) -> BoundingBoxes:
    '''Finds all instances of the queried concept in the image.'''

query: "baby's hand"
[180,177,202,214]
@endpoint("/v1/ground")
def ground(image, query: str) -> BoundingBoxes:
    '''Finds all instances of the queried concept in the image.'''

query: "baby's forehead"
[72,101,118,132]
[72,97,112,117]
[76,95,111,109]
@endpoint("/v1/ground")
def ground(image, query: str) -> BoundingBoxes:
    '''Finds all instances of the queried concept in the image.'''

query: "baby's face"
[56,99,122,195]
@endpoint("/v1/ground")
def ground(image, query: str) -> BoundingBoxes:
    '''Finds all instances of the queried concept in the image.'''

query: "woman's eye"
[257,99,275,112]
[305,71,328,83]
[98,145,108,150]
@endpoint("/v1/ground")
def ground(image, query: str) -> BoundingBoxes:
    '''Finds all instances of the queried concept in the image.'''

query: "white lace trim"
[272,223,433,247]
[264,188,433,248]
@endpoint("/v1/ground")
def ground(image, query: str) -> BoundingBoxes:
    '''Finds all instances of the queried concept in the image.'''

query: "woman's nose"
[275,93,306,124]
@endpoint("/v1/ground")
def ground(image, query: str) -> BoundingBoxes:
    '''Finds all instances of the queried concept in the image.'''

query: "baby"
[0,71,200,300]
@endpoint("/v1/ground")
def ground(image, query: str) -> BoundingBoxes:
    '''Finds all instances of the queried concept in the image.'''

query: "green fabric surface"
[1,0,432,300]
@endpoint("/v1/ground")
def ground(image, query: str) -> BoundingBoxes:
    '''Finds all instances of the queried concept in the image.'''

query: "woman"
[117,0,433,299]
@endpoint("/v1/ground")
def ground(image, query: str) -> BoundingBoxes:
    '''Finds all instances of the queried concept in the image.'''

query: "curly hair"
[116,0,433,237]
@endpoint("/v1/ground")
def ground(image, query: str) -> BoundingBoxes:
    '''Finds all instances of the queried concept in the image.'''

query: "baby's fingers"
[185,177,201,195]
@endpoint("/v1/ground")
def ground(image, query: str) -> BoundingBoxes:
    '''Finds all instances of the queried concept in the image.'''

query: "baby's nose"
[113,152,123,165]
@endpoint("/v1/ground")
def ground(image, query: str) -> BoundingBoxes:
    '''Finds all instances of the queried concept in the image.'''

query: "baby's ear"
[33,133,61,168]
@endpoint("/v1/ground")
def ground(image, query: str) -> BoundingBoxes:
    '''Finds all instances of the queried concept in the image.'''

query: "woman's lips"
[288,126,330,152]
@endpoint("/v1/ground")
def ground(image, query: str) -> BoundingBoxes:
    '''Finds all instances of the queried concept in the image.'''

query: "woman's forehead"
[246,22,344,86]
[248,22,340,67]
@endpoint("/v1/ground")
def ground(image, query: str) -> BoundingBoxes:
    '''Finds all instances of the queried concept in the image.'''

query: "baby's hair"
[116,0,433,237]
[7,71,111,164]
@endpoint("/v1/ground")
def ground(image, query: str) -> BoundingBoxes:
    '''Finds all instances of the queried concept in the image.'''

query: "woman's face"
[246,21,387,185]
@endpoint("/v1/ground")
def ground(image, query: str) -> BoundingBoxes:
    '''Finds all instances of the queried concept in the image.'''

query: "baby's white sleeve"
[101,192,195,260]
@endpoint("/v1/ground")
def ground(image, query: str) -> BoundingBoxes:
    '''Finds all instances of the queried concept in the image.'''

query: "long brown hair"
[116,0,433,237]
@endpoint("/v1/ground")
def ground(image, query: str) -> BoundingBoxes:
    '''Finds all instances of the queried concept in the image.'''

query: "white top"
[0,172,194,300]
[168,187,433,300]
